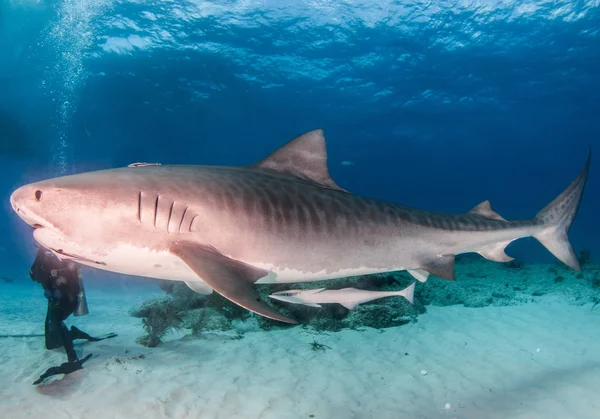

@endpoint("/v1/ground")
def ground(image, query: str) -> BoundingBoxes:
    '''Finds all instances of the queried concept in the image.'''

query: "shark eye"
[34,190,42,201]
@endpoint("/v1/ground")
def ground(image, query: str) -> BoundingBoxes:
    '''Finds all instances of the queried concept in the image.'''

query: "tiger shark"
[10,129,590,324]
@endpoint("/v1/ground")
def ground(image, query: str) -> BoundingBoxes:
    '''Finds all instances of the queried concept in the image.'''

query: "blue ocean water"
[1,0,599,271]
[1,1,599,417]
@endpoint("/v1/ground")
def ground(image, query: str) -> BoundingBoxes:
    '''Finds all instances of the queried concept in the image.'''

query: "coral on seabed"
[129,298,185,347]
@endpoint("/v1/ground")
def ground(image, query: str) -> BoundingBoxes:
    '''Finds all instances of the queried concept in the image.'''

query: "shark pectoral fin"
[340,302,358,310]
[304,303,323,308]
[171,242,297,324]
[407,268,430,283]
[468,200,507,221]
[478,241,515,263]
[420,255,455,280]
[184,281,214,295]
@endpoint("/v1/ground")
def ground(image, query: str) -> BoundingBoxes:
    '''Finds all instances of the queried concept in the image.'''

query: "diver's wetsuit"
[30,247,81,361]
[29,247,116,384]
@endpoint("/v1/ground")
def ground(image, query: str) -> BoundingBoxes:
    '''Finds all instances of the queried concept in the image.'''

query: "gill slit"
[179,206,189,234]
[154,195,160,228]
[137,192,142,222]
[167,201,175,230]
[189,214,198,232]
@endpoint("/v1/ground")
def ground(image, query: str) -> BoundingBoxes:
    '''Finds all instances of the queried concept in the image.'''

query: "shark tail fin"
[394,282,416,305]
[532,151,591,271]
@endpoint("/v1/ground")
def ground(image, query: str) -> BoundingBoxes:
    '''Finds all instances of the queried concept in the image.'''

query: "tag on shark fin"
[171,242,297,324]
[407,268,430,283]
[478,241,515,262]
[184,281,214,295]
[252,129,347,192]
[469,200,507,221]
[420,255,455,280]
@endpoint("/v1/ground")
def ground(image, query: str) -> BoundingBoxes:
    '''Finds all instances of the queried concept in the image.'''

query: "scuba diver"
[29,246,117,385]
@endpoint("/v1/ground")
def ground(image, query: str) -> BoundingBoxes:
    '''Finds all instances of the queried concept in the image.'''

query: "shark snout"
[10,184,48,228]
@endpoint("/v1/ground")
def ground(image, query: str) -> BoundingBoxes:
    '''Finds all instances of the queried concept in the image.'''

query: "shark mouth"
[32,227,106,266]
[49,247,106,266]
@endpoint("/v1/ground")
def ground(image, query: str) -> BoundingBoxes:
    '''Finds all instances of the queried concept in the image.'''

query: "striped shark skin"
[10,129,590,324]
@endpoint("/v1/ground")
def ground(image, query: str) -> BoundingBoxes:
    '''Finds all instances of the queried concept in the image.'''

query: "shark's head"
[10,170,140,261]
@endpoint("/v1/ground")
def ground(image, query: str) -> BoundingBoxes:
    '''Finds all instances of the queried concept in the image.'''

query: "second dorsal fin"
[469,200,507,221]
[252,129,347,192]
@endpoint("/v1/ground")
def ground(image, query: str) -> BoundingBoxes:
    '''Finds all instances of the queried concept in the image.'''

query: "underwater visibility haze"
[0,1,599,418]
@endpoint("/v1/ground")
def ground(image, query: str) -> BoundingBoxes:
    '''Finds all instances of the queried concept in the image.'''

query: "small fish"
[82,124,92,138]
[127,162,162,167]
[269,282,415,310]
[341,160,355,166]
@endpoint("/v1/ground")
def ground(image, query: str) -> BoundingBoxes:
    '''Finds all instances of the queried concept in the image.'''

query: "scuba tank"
[74,273,89,317]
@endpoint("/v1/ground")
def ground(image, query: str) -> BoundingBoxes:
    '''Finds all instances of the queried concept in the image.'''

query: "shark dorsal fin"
[469,200,506,221]
[252,129,347,192]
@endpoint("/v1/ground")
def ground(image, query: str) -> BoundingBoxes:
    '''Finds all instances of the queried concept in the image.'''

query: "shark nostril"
[34,190,42,201]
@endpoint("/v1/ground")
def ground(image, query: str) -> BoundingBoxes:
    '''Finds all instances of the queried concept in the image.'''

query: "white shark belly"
[80,246,397,286]
[33,228,402,287]
[77,239,400,285]
[80,247,399,285]
[253,263,401,284]
[84,244,202,282]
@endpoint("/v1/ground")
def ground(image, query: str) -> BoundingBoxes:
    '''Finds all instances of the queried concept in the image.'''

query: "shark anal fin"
[478,241,515,262]
[340,302,358,310]
[421,255,455,280]
[171,242,297,324]
[469,200,507,221]
[251,129,347,192]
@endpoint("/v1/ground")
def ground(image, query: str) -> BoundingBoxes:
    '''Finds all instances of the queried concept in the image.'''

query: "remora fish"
[269,282,415,310]
[9,129,590,324]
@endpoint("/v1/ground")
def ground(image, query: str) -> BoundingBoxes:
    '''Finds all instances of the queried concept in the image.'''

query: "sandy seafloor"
[1,264,600,419]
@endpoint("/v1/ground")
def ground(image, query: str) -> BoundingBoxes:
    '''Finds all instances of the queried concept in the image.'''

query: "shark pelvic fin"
[407,268,430,283]
[171,242,298,324]
[340,302,358,310]
[420,254,455,280]
[469,200,507,221]
[252,129,347,192]
[478,240,515,262]
[184,280,214,295]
